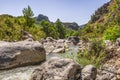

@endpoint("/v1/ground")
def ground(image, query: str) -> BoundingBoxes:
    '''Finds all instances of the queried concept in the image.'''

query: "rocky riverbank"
[0,36,120,80]
[40,36,79,54]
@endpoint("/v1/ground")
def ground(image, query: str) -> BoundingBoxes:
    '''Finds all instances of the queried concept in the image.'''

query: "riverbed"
[0,46,79,80]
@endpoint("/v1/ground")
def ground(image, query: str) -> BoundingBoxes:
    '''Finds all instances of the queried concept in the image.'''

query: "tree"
[55,19,66,39]
[22,5,35,28]
[40,20,59,38]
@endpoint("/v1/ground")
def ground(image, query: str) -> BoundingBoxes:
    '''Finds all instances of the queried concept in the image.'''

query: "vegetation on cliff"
[79,0,120,41]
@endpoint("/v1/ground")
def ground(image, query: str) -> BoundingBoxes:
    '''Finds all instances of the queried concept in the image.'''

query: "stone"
[43,39,68,54]
[43,42,56,54]
[116,38,120,46]
[39,38,47,44]
[0,41,46,69]
[52,48,65,53]
[117,69,120,79]
[82,65,97,80]
[104,40,112,47]
[22,31,33,40]
[24,38,34,42]
[46,37,55,42]
[30,57,82,80]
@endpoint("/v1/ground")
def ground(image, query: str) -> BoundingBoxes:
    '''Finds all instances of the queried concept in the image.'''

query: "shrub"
[62,39,106,68]
[103,25,120,41]
[77,39,106,67]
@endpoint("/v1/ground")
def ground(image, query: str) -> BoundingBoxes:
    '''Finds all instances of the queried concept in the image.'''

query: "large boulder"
[30,57,82,80]
[0,41,46,69]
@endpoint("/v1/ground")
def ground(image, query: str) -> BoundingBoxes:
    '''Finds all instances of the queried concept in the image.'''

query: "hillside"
[35,14,80,30]
[80,0,120,41]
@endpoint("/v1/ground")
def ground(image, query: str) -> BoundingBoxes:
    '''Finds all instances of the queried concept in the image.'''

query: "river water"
[0,46,79,80]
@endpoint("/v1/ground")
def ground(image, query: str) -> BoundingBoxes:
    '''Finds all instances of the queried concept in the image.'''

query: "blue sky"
[0,0,110,25]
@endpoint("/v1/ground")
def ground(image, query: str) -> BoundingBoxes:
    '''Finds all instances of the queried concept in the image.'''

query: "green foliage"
[77,50,105,68]
[72,31,79,36]
[40,19,69,39]
[62,39,106,68]
[65,28,79,37]
[103,25,120,41]
[80,0,120,41]
[0,15,21,41]
[0,14,46,41]
[28,26,46,40]
[40,20,59,39]
[61,53,78,62]
[0,6,78,41]
[78,39,106,67]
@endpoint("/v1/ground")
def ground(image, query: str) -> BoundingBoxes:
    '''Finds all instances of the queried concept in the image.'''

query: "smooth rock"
[30,57,82,80]
[0,41,46,69]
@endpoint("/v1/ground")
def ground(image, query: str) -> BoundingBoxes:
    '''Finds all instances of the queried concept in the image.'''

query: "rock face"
[36,14,50,22]
[0,41,46,69]
[82,65,97,80]
[96,66,118,80]
[30,57,82,80]
[63,22,79,30]
[68,36,79,45]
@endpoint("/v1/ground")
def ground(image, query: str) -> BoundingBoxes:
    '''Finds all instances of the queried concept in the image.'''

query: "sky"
[0,0,110,25]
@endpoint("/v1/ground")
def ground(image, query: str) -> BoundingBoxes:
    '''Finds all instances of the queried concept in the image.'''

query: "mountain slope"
[81,0,120,40]
[36,14,50,22]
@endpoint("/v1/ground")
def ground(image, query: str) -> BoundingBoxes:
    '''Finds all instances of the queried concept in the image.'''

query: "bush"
[62,39,106,68]
[103,25,120,41]
[77,39,106,67]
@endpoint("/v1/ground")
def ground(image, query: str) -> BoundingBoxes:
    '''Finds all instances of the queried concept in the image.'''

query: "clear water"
[0,46,79,80]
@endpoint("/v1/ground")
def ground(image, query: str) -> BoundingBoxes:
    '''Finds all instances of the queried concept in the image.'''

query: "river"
[0,46,79,80]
